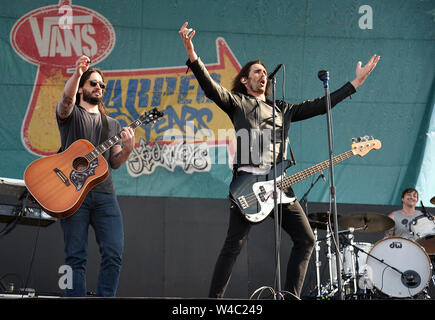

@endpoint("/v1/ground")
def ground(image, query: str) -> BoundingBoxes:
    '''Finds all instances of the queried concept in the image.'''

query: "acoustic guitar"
[24,108,164,219]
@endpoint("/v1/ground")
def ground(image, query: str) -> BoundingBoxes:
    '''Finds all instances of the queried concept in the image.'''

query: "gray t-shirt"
[56,105,122,194]
[391,210,424,239]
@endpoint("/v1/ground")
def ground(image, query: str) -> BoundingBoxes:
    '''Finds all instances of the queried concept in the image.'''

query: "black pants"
[208,197,315,298]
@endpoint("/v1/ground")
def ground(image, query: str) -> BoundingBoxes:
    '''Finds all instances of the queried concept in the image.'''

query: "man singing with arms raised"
[179,21,379,299]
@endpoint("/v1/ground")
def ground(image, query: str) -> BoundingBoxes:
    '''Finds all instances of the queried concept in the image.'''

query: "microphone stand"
[318,70,343,300]
[300,173,325,298]
[270,72,282,299]
[251,64,290,301]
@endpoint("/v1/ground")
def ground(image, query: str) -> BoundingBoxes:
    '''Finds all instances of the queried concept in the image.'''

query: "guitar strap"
[100,113,109,144]
[99,113,109,160]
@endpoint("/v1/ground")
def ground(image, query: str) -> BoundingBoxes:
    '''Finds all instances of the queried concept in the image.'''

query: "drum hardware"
[310,223,367,299]
[307,211,335,297]
[335,235,429,299]
[338,214,431,299]
[308,211,434,299]
[335,228,374,297]
[307,211,337,297]
[313,228,322,297]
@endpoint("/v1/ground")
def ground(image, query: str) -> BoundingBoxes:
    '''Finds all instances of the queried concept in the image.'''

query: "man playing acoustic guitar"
[56,55,135,297]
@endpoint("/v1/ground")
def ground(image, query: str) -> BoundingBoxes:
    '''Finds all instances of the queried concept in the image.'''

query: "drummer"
[385,188,423,238]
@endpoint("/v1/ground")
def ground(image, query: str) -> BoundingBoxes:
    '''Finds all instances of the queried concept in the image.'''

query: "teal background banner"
[1,0,434,206]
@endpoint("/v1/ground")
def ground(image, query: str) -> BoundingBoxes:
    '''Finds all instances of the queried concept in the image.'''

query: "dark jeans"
[60,191,124,297]
[209,198,315,298]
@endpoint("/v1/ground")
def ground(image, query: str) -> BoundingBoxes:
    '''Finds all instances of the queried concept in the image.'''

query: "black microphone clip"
[268,64,283,80]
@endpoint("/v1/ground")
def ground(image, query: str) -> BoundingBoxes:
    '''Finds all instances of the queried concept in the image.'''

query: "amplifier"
[0,177,56,227]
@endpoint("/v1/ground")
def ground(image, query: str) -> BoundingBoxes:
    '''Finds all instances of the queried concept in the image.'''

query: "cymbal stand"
[313,228,322,297]
[346,229,358,295]
[323,227,365,297]
[326,225,335,292]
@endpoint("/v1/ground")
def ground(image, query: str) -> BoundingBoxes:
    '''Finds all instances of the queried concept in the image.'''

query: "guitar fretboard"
[277,150,354,189]
[84,114,156,162]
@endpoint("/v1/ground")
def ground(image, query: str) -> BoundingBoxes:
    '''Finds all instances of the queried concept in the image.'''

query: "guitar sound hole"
[72,157,89,172]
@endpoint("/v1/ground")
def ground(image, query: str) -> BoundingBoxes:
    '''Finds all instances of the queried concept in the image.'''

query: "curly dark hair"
[231,60,271,98]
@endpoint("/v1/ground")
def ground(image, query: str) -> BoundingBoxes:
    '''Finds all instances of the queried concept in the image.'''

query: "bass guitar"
[230,137,381,223]
[24,108,164,219]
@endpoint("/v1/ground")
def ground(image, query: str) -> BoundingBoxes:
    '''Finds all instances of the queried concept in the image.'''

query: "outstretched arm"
[351,54,380,89]
[57,55,90,119]
[179,21,198,63]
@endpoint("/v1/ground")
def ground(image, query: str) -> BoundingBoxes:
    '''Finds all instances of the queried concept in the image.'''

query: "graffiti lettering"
[103,73,220,119]
[127,137,211,175]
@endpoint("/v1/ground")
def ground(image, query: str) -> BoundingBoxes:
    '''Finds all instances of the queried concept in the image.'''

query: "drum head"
[366,237,432,298]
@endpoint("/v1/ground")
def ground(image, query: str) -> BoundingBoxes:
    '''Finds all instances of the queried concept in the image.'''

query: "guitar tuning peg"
[363,135,369,141]
[351,137,357,143]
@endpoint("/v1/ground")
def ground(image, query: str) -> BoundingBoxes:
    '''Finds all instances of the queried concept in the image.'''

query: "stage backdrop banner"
[1,0,434,205]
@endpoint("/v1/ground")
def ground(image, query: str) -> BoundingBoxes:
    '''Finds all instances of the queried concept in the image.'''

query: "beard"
[82,88,102,105]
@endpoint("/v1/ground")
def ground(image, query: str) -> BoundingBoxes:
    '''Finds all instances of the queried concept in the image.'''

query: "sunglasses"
[89,80,106,89]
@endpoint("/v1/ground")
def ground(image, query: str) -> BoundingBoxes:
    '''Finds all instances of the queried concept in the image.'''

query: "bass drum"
[366,237,432,298]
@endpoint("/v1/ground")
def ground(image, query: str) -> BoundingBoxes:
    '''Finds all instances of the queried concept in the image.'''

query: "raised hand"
[179,21,198,62]
[351,54,380,88]
[75,55,91,77]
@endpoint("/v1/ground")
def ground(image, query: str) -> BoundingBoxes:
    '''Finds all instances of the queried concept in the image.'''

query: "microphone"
[268,64,283,80]
[317,70,329,88]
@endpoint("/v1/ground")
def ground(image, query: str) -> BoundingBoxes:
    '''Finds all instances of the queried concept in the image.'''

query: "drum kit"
[308,208,435,299]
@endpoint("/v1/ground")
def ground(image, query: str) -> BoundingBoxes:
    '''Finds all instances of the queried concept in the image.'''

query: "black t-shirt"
[56,105,122,194]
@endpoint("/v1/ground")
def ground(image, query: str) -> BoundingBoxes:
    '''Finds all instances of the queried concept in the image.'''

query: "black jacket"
[187,58,356,167]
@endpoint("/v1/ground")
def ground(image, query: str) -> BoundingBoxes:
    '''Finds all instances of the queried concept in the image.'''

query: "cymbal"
[308,212,339,230]
[308,212,340,222]
[338,212,394,233]
[308,220,328,229]
[431,196,435,205]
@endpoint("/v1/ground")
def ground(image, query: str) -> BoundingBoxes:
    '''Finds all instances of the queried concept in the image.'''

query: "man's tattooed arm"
[56,92,75,119]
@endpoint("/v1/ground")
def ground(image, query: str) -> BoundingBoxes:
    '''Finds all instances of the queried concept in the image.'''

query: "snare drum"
[409,215,435,254]
[366,237,432,298]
